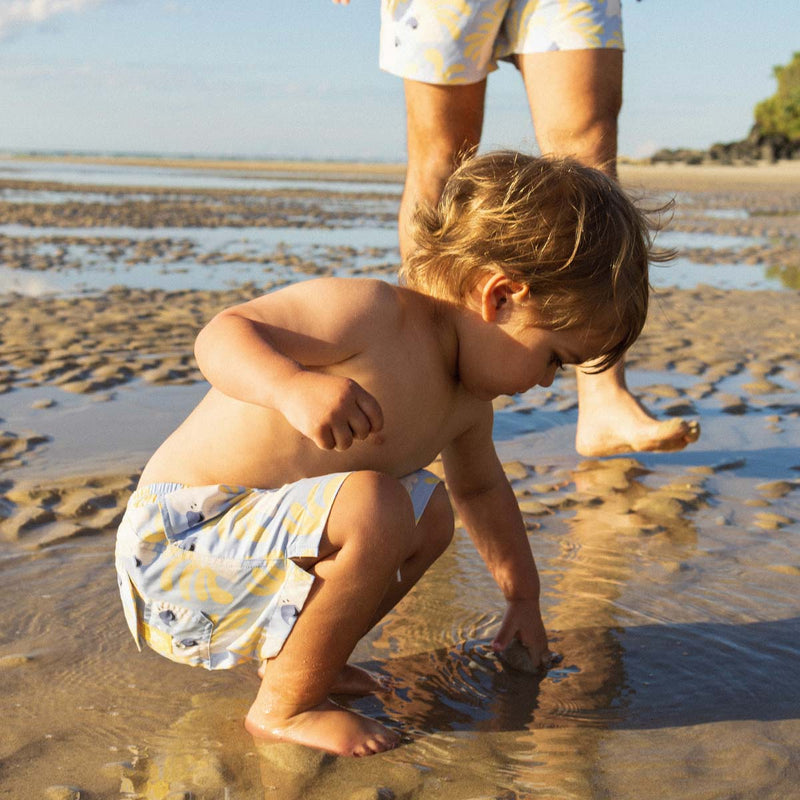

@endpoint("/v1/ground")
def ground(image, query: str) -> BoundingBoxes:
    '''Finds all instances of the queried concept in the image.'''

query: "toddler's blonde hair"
[402,151,671,370]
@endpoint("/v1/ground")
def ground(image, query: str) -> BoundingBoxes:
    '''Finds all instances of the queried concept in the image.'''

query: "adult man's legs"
[518,49,699,456]
[518,49,622,176]
[399,79,486,258]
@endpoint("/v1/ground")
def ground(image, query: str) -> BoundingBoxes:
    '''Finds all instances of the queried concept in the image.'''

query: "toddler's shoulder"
[305,277,407,337]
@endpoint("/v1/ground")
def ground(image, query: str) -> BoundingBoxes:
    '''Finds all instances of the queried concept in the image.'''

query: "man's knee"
[405,140,467,195]
[544,102,618,147]
[574,100,620,140]
[539,110,619,172]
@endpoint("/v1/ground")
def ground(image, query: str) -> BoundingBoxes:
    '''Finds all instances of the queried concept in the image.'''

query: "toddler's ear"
[480,273,528,321]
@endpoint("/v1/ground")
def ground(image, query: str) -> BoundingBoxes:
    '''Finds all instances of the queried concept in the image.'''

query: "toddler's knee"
[343,470,416,555]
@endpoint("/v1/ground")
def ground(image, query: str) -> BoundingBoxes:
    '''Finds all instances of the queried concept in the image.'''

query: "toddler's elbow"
[193,315,223,371]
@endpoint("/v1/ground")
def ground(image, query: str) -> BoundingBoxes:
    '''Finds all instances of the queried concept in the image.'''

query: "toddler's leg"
[368,482,454,628]
[329,482,454,696]
[245,471,416,757]
[258,482,454,696]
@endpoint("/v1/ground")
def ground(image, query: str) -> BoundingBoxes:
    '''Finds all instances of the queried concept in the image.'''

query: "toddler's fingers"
[357,391,384,433]
[311,425,336,451]
[491,621,514,653]
[330,420,355,451]
[347,406,374,441]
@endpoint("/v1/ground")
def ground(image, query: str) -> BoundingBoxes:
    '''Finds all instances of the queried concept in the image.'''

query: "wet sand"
[0,157,798,799]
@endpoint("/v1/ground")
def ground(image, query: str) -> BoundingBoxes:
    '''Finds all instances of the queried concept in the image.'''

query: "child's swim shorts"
[115,470,441,670]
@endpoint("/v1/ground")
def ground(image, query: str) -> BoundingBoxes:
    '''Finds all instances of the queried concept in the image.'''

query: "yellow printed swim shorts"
[380,0,624,85]
[115,470,440,670]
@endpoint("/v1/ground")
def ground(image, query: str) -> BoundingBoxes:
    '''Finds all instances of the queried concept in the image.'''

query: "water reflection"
[650,256,789,291]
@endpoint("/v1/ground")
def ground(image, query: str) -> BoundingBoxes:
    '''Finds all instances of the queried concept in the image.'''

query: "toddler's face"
[464,306,612,400]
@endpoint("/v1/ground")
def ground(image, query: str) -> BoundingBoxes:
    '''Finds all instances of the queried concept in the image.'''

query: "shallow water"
[1,160,798,799]
[1,249,792,296]
[2,404,798,798]
[0,161,794,296]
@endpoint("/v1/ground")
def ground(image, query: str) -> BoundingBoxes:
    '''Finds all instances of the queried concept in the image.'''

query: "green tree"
[754,51,800,141]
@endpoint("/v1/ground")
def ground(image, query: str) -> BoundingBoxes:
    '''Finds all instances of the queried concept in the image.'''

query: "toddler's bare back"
[139,283,483,489]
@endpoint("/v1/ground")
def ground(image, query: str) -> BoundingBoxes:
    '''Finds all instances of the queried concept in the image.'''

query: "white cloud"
[0,0,109,39]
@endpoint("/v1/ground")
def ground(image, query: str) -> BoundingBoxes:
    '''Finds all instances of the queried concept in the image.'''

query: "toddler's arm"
[194,278,386,450]
[442,406,552,669]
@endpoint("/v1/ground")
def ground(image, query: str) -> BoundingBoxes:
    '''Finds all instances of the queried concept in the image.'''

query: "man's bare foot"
[258,661,388,695]
[576,396,700,458]
[245,697,400,757]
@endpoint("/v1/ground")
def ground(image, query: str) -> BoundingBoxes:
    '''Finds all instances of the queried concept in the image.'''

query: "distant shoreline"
[0,152,408,183]
[3,151,800,190]
[618,160,800,191]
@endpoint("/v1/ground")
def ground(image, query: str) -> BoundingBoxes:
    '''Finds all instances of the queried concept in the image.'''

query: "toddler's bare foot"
[576,395,700,458]
[245,697,399,757]
[258,662,388,695]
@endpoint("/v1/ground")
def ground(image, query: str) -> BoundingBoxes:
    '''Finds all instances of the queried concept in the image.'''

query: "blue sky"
[0,1,796,161]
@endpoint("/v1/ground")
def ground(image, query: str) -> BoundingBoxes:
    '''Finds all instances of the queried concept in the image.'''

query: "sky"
[0,0,797,162]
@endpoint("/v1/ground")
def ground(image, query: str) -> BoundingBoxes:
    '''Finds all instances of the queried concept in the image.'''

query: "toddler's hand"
[281,371,383,451]
[492,597,557,672]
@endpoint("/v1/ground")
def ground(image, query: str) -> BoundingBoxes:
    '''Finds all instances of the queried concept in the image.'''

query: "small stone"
[497,639,537,674]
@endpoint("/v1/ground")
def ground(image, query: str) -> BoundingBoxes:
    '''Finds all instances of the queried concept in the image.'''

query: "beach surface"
[0,155,798,799]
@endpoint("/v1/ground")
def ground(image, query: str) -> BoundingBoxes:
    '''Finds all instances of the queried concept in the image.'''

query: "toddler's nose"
[538,367,556,388]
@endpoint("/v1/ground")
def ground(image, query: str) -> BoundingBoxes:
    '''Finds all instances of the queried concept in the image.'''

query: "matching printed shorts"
[115,469,441,670]
[380,0,624,85]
